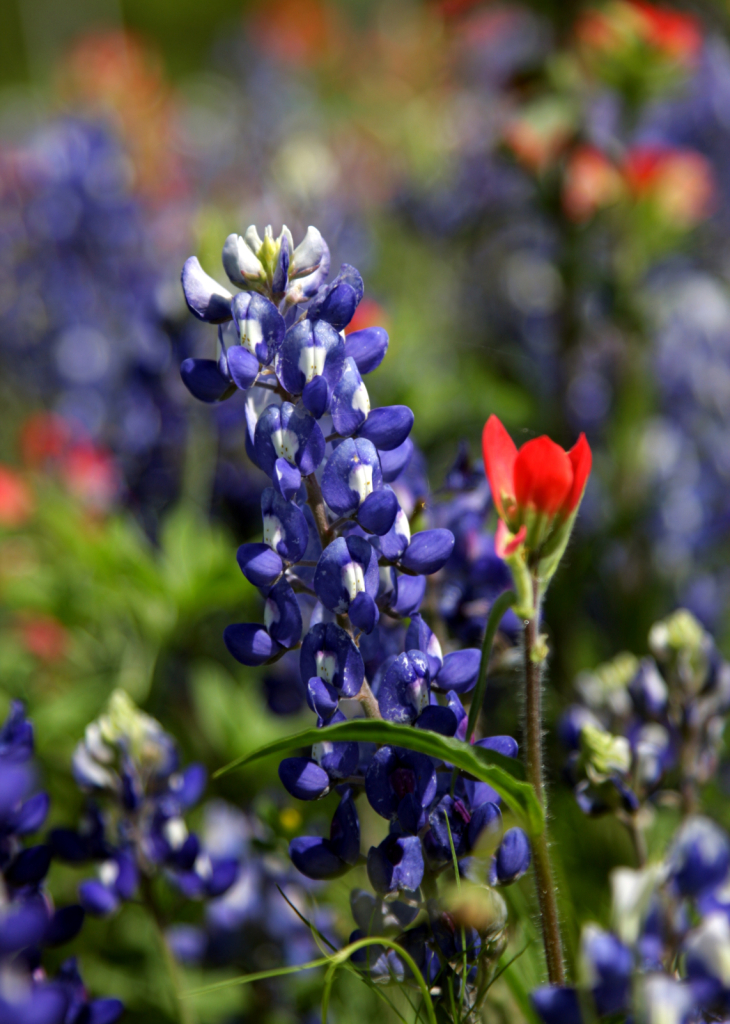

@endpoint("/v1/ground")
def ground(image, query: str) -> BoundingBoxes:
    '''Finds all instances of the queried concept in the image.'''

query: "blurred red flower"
[16,614,69,663]
[0,466,34,528]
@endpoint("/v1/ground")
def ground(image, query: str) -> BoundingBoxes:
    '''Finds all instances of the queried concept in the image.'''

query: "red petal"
[482,416,517,520]
[514,436,573,516]
[566,433,592,513]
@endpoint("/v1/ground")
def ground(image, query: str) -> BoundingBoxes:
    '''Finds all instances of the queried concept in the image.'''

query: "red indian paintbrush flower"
[482,416,592,589]
[483,416,591,525]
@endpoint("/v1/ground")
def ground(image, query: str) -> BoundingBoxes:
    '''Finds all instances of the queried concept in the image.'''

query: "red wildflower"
[0,466,34,528]
[482,415,592,531]
[16,614,69,663]
[61,442,120,513]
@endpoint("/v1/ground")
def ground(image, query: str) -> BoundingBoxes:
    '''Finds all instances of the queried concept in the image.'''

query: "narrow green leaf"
[183,956,332,997]
[466,590,517,745]
[321,937,437,1024]
[214,718,544,836]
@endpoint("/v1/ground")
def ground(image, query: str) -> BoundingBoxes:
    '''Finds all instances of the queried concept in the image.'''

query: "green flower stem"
[142,876,196,1024]
[523,580,565,986]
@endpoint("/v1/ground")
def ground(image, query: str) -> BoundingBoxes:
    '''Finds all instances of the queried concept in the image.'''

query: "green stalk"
[523,581,564,985]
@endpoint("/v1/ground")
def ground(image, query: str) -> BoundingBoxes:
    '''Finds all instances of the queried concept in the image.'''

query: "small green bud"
[576,651,638,714]
[580,722,631,780]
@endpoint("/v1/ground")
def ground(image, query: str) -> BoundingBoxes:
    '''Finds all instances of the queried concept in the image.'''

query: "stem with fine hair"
[523,580,565,986]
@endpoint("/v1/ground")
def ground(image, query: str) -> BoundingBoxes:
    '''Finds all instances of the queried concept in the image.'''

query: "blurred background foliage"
[2,0,730,1020]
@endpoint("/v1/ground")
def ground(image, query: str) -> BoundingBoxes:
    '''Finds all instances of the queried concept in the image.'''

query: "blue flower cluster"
[179,223,531,1008]
[533,815,730,1024]
[166,800,336,979]
[51,690,237,914]
[0,117,188,518]
[0,701,122,1024]
[561,609,730,823]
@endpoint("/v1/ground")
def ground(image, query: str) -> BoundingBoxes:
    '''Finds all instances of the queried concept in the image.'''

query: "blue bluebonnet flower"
[52,690,237,915]
[0,702,118,1023]
[532,814,730,1024]
[0,117,191,521]
[164,799,336,983]
[178,222,528,1014]
[561,609,730,823]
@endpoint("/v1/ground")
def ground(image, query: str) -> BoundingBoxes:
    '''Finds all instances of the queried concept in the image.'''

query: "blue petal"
[372,507,411,559]
[378,651,430,724]
[414,706,457,736]
[224,623,282,666]
[329,789,361,865]
[367,834,424,894]
[405,614,443,678]
[379,437,414,483]
[491,827,531,885]
[357,406,413,451]
[306,677,339,721]
[357,489,399,536]
[307,264,364,331]
[231,291,286,364]
[261,488,310,563]
[180,358,231,403]
[321,437,383,517]
[345,326,389,375]
[476,735,519,758]
[276,319,344,395]
[279,757,330,800]
[89,998,125,1024]
[273,459,302,501]
[181,256,233,323]
[254,402,325,477]
[79,880,119,916]
[236,542,283,587]
[400,529,455,575]
[289,837,346,879]
[468,802,502,850]
[264,580,303,649]
[434,649,481,694]
[226,346,259,390]
[390,574,426,617]
[302,374,330,418]
[15,791,50,835]
[300,622,364,698]
[531,987,582,1024]
[0,899,48,953]
[331,357,370,437]
[349,592,379,634]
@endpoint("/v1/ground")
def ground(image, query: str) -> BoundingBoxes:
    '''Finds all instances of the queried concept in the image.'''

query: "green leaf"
[214,718,544,837]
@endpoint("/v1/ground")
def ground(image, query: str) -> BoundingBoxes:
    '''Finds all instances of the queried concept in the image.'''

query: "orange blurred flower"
[0,466,34,528]
[504,99,576,174]
[576,1,701,68]
[249,0,341,68]
[58,30,184,200]
[563,146,623,222]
